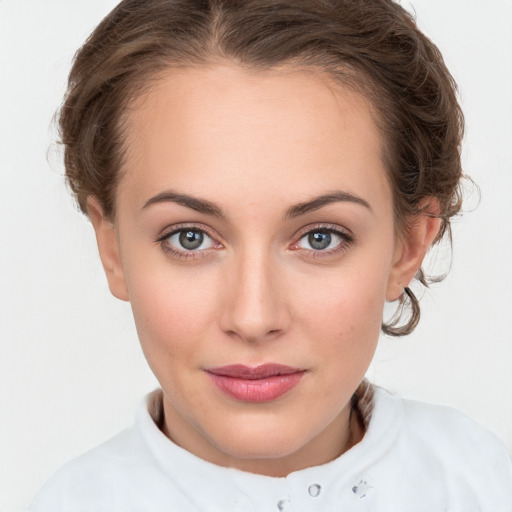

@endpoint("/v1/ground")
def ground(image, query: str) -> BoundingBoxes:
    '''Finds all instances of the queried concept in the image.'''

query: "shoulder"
[372,388,512,508]
[400,393,511,463]
[29,391,195,512]
[29,426,145,512]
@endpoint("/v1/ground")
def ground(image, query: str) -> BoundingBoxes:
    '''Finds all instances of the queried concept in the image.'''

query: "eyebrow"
[142,189,371,219]
[285,191,372,218]
[142,191,225,218]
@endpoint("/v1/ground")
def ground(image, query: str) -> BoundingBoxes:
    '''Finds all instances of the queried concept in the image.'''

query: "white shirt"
[30,388,512,511]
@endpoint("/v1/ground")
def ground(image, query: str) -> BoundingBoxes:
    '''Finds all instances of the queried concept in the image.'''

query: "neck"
[159,395,365,477]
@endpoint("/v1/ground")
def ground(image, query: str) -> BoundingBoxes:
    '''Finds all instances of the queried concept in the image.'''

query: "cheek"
[125,264,220,358]
[296,266,388,333]
[291,259,390,376]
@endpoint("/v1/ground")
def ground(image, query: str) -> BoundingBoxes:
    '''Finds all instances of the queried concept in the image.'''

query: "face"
[91,64,434,476]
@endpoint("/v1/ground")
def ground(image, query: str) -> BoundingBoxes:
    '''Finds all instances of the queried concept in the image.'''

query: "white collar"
[135,387,404,511]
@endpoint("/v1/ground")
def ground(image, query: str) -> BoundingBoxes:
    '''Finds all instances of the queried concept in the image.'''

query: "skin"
[89,64,440,477]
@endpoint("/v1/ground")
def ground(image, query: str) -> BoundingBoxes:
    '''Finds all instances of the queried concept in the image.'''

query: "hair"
[59,0,464,337]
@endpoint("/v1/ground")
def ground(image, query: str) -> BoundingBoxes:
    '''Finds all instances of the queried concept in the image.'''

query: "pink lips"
[205,364,306,402]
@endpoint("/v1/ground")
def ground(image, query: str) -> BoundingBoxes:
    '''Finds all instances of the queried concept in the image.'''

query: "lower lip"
[206,372,305,402]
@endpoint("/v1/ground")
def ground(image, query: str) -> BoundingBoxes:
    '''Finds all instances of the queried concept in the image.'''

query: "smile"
[204,364,306,403]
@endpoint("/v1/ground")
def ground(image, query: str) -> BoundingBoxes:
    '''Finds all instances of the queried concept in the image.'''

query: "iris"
[308,231,331,250]
[179,230,204,250]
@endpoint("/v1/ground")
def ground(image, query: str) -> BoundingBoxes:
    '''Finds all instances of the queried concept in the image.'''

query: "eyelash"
[155,223,354,260]
[156,223,222,260]
[290,224,354,258]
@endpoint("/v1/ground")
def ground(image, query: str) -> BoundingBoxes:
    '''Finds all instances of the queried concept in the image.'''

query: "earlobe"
[87,197,129,302]
[386,199,442,301]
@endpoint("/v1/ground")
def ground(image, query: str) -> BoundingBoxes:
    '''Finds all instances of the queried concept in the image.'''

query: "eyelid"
[155,222,221,244]
[291,223,354,243]
[289,223,354,254]
[155,222,223,260]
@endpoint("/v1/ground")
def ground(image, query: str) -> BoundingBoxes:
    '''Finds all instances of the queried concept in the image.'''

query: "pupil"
[179,230,203,250]
[309,231,331,250]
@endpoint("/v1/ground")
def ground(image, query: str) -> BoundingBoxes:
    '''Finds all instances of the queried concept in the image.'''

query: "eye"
[293,226,353,254]
[301,230,336,251]
[156,224,223,261]
[165,228,216,251]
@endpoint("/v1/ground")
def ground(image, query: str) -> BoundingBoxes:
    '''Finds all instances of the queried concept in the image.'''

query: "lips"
[205,364,306,402]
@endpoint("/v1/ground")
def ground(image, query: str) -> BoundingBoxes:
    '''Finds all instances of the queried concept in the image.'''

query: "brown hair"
[59,0,464,336]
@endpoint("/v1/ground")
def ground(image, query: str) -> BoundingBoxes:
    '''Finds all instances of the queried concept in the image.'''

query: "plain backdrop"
[1,1,511,510]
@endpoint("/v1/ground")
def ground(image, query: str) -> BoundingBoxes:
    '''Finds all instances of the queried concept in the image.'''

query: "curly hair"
[59,0,464,336]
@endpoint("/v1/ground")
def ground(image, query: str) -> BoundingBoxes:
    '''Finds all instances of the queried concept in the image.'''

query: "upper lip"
[205,364,305,380]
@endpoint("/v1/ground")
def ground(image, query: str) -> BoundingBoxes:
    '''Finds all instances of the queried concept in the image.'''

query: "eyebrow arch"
[142,190,224,218]
[285,191,372,219]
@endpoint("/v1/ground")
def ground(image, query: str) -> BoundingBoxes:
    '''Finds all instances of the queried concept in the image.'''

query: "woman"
[29,0,512,510]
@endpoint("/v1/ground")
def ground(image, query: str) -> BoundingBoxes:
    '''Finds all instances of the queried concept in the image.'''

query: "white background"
[1,1,511,510]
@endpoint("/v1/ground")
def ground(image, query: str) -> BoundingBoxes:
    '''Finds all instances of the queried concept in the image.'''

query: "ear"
[386,198,442,301]
[87,197,129,301]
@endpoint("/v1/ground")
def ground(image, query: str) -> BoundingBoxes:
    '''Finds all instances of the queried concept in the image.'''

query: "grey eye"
[298,229,344,251]
[179,230,204,250]
[166,229,215,251]
[308,231,331,250]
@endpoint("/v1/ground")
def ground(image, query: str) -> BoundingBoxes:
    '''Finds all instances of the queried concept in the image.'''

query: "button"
[352,479,372,499]
[277,498,290,511]
[308,484,322,497]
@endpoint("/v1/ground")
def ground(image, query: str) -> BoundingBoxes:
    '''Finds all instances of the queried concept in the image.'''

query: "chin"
[206,416,317,461]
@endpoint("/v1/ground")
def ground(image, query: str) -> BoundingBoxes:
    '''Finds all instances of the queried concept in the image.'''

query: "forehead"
[118,64,390,214]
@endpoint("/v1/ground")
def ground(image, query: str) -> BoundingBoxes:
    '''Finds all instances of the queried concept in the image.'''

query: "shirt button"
[308,484,322,497]
[352,479,372,499]
[277,498,290,511]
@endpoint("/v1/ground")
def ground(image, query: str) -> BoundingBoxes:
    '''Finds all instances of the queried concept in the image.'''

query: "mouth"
[204,364,306,403]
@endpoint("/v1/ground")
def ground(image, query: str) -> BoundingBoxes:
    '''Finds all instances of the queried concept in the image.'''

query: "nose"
[219,248,290,344]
